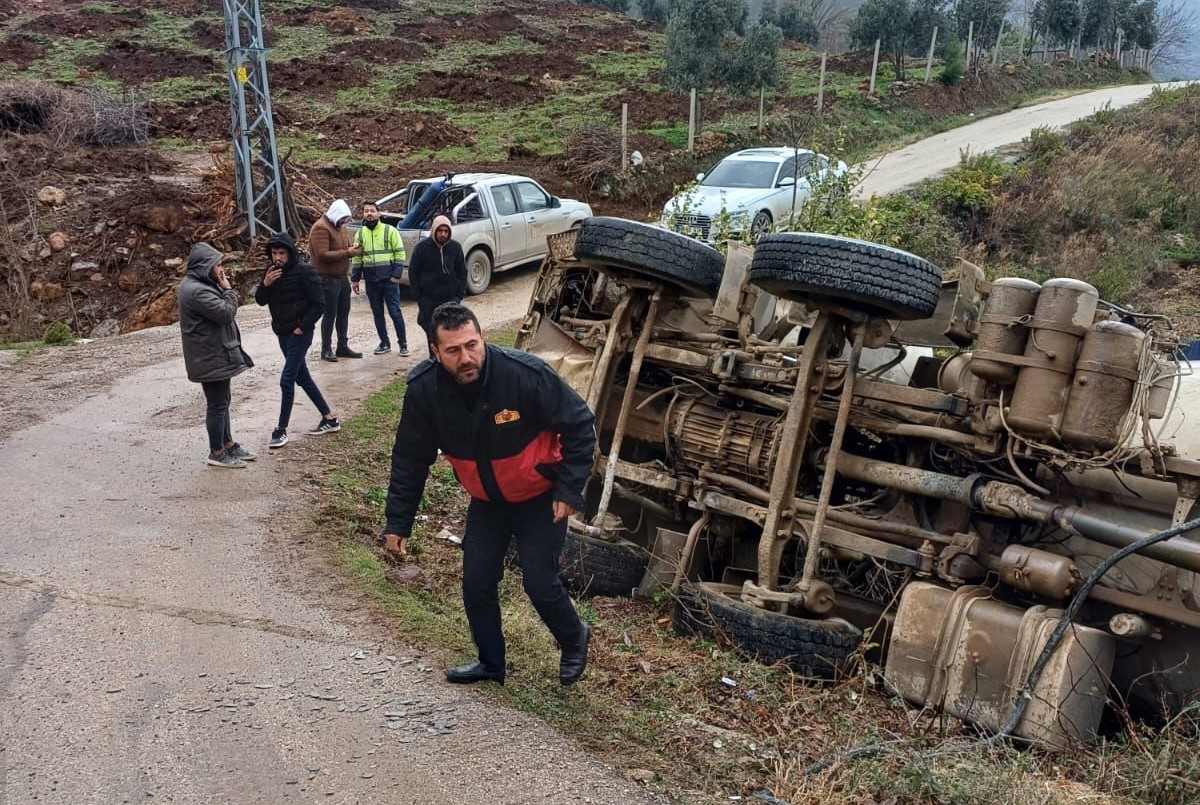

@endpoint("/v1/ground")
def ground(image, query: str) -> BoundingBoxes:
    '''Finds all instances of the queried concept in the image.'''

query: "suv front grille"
[668,213,712,240]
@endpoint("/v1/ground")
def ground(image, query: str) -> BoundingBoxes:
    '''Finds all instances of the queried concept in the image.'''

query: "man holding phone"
[178,242,254,468]
[380,303,596,688]
[255,233,341,449]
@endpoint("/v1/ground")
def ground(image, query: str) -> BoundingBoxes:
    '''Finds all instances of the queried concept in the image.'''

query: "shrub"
[42,321,74,345]
[1025,126,1068,164]
[939,38,965,85]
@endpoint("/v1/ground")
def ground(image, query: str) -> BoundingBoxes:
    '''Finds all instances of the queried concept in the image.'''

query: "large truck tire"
[749,233,942,320]
[572,216,725,299]
[673,582,863,678]
[560,528,649,598]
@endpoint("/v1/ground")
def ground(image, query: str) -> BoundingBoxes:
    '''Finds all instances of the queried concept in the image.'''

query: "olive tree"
[723,21,786,91]
[849,0,948,80]
[662,0,749,94]
[1031,0,1083,46]
[761,0,821,44]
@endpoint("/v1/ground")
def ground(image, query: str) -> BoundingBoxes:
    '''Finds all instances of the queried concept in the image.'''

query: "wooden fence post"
[993,18,1006,67]
[757,85,764,135]
[621,103,628,170]
[869,38,880,94]
[925,25,938,84]
[687,87,696,152]
[966,20,974,74]
[817,52,827,114]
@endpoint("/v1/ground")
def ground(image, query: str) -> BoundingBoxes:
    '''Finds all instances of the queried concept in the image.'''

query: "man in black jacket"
[381,303,596,687]
[408,215,468,348]
[255,233,341,449]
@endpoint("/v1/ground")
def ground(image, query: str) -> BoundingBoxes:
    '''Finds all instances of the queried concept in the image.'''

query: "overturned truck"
[517,217,1200,747]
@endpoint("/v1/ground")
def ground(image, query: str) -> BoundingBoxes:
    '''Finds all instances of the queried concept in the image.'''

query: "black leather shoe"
[444,661,504,685]
[320,349,337,362]
[335,347,363,359]
[559,621,591,687]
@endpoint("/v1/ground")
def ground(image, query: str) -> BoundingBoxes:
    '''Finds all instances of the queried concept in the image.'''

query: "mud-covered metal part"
[1007,278,1100,440]
[796,326,865,610]
[669,398,780,487]
[887,582,1116,748]
[755,313,836,593]
[998,545,1082,600]
[970,277,1041,386]
[1061,320,1148,451]
[593,288,661,528]
[975,480,1200,573]
[518,224,1200,737]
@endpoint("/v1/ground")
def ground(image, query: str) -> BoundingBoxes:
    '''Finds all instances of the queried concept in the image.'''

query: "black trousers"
[461,491,584,673]
[200,378,232,453]
[319,275,351,352]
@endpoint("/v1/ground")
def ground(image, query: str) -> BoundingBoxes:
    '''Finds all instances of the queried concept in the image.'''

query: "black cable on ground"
[795,514,1200,780]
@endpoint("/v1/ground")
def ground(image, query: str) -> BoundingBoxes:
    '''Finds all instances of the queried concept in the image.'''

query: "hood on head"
[266,232,298,267]
[431,215,452,240]
[325,199,352,226]
[186,242,223,279]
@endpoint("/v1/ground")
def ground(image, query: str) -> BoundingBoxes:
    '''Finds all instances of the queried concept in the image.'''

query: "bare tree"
[802,0,860,49]
[1150,0,1200,73]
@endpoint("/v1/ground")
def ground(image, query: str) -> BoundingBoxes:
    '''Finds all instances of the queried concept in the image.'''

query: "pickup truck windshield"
[701,160,779,189]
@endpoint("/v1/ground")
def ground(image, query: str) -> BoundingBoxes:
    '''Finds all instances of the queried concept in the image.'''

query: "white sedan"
[661,146,847,243]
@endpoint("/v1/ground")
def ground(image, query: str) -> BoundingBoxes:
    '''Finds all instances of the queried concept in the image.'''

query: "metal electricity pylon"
[223,0,288,239]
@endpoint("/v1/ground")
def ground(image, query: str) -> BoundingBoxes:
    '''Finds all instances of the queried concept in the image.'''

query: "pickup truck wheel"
[673,582,862,678]
[749,233,942,320]
[573,216,724,298]
[560,529,649,598]
[465,249,492,295]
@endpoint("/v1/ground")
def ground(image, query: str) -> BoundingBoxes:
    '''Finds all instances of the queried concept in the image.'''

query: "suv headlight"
[727,211,750,230]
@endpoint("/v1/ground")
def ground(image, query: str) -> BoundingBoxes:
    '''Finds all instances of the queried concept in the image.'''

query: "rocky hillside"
[0,0,1149,341]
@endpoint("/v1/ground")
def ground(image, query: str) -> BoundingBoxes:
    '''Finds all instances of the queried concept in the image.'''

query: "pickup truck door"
[515,180,558,259]
[488,183,527,264]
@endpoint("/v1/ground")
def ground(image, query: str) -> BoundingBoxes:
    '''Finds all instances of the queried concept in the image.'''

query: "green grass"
[421,36,541,73]
[146,75,224,104]
[23,38,110,85]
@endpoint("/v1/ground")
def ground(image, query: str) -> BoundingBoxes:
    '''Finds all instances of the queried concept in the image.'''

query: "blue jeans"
[364,280,407,348]
[277,329,330,431]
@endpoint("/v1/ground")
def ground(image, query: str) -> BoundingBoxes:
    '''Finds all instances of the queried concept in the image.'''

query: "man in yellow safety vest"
[352,201,410,357]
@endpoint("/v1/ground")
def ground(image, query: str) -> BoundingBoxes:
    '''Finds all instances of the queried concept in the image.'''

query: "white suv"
[661,147,846,243]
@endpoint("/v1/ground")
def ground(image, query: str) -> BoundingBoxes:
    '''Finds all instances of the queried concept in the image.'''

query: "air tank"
[1061,321,1147,452]
[969,278,1042,386]
[1007,279,1099,441]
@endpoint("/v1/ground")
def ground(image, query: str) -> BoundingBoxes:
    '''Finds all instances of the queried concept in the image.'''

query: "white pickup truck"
[363,172,592,294]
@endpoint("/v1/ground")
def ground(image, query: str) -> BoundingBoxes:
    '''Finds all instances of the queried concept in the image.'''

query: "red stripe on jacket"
[444,430,562,503]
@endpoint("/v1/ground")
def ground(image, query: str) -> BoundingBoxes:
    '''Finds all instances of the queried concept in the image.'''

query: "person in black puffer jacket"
[254,233,341,449]
[409,214,468,348]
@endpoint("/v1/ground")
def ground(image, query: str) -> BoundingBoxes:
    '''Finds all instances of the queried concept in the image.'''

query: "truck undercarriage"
[517,217,1200,747]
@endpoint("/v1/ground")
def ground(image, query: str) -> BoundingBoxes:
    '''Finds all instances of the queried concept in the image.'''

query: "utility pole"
[224,0,288,238]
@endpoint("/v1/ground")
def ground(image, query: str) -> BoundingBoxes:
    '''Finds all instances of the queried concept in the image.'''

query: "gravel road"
[857,81,1193,197]
[0,83,1186,804]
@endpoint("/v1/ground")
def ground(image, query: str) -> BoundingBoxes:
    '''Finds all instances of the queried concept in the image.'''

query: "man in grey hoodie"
[178,242,255,468]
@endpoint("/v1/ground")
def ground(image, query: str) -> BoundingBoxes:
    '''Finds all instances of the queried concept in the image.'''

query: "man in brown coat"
[309,198,363,362]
